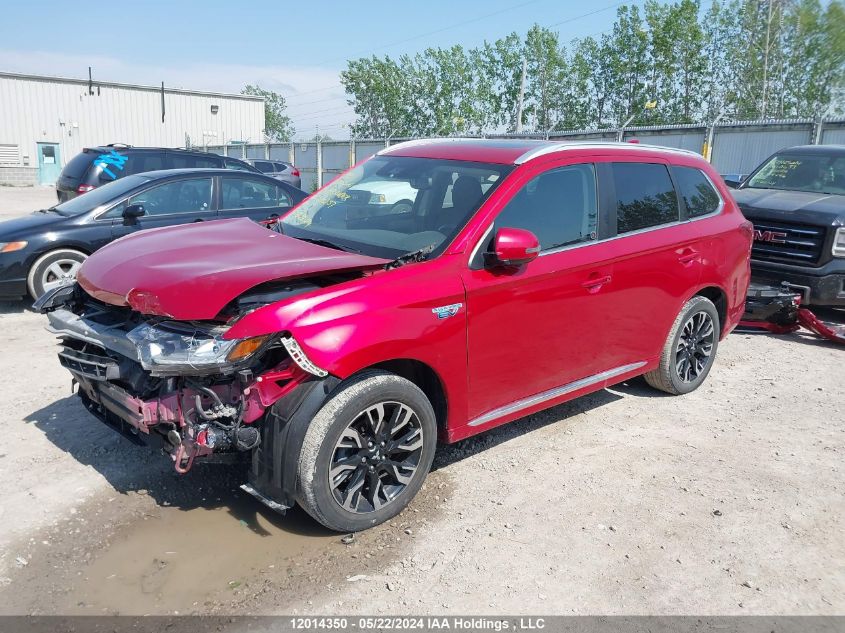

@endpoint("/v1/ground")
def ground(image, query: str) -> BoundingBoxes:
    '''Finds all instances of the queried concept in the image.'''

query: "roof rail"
[377,137,482,155]
[514,141,702,164]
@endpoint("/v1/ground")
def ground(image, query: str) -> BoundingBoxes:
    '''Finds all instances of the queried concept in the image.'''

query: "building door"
[37,143,61,185]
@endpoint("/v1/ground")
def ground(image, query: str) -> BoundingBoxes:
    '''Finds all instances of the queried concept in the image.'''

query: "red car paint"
[77,218,388,320]
[76,140,751,445]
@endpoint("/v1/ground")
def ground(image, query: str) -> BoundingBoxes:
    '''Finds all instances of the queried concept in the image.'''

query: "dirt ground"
[0,185,56,219]
[0,187,842,616]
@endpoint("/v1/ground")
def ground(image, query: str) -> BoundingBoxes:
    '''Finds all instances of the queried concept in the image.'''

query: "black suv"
[56,145,259,202]
[730,145,845,307]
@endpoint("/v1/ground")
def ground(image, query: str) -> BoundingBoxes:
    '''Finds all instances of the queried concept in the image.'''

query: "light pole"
[704,109,732,162]
[202,131,217,153]
[617,100,657,142]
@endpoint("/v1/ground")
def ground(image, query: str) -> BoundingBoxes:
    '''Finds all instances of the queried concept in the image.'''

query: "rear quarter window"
[170,154,221,169]
[672,166,721,218]
[612,163,679,234]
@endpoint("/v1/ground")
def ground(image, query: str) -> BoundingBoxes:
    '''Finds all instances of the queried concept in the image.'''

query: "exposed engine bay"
[36,280,346,481]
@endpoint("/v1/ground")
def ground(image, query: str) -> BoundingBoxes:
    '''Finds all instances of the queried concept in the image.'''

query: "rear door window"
[612,163,679,234]
[672,166,721,218]
[124,152,165,176]
[221,176,292,209]
[126,178,213,215]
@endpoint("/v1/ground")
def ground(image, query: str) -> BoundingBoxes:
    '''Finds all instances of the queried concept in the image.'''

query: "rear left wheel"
[296,370,437,532]
[644,295,720,395]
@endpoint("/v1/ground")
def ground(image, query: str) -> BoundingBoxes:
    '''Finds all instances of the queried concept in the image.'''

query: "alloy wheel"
[675,311,716,383]
[41,258,82,292]
[329,401,424,514]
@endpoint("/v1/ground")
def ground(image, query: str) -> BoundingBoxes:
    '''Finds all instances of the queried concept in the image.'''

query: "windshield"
[52,175,153,216]
[281,156,512,259]
[746,153,845,195]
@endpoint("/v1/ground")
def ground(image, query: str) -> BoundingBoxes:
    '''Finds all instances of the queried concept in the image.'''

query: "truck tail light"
[77,184,96,194]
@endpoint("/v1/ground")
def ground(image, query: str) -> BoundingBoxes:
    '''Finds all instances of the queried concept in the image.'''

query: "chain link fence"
[205,118,845,191]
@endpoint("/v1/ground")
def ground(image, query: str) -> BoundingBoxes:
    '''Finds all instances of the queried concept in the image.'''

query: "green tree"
[241,85,294,142]
[523,25,567,132]
[471,33,525,131]
[557,39,593,130]
[339,0,845,135]
[782,0,845,117]
[579,35,615,127]
[341,56,409,138]
[607,5,651,126]
[645,0,707,123]
[701,0,741,121]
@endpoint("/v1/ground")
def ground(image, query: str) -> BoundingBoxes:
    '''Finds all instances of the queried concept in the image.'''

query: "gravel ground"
[0,187,842,616]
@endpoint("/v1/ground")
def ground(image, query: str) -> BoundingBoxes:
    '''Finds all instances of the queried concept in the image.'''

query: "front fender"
[225,259,470,428]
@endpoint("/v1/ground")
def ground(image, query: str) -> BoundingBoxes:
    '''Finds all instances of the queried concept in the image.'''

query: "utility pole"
[514,57,527,133]
[761,0,774,117]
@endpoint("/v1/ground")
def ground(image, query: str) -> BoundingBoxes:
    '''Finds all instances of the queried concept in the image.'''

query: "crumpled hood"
[77,218,388,320]
[733,188,845,225]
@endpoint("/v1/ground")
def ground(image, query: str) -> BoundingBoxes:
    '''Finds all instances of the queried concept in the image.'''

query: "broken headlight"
[127,322,269,375]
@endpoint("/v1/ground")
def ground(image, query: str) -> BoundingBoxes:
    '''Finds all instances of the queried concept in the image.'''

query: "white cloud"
[0,50,355,139]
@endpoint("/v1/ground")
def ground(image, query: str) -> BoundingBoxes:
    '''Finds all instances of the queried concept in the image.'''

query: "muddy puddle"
[64,500,335,614]
[0,462,452,615]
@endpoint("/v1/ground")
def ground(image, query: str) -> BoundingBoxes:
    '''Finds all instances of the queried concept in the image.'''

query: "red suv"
[37,139,752,532]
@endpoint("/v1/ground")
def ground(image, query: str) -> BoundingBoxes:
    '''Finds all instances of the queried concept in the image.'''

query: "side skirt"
[467,361,647,429]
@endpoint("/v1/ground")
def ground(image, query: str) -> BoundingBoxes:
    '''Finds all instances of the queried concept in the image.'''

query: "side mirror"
[122,203,146,225]
[486,227,540,268]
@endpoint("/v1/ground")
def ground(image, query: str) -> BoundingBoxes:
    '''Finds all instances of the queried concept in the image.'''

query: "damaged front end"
[36,284,330,499]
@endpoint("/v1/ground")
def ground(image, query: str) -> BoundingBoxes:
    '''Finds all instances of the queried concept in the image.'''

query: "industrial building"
[0,71,265,186]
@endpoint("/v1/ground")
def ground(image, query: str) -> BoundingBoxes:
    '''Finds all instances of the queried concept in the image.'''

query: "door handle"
[678,249,700,266]
[581,274,612,293]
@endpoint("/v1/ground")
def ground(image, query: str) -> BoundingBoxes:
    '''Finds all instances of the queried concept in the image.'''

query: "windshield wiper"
[295,237,361,254]
[386,244,436,269]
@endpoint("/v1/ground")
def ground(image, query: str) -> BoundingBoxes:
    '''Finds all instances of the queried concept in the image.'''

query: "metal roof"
[0,70,264,101]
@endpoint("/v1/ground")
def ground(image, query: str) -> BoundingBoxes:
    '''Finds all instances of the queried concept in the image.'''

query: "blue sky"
[0,0,627,139]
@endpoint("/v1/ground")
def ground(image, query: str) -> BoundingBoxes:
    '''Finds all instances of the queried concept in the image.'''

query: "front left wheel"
[27,248,87,299]
[296,370,437,532]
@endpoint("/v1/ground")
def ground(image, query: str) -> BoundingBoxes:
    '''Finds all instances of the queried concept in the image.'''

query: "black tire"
[296,370,437,532]
[27,249,87,300]
[643,295,720,395]
[390,199,414,214]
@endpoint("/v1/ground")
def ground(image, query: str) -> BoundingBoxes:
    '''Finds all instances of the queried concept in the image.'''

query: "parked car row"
[0,167,306,298]
[56,144,262,202]
[245,158,302,188]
